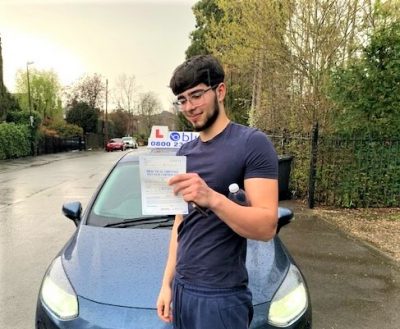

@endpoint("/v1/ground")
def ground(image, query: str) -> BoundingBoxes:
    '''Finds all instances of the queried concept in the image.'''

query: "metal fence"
[37,136,86,155]
[268,125,400,208]
[36,133,107,155]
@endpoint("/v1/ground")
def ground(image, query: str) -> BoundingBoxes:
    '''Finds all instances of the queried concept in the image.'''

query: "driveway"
[279,200,400,329]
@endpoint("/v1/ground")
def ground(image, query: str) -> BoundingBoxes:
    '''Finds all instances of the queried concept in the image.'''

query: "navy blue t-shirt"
[175,122,278,288]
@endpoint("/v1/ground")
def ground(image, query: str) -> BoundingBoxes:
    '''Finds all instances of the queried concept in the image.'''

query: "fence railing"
[37,136,86,155]
[268,126,400,208]
[36,133,106,155]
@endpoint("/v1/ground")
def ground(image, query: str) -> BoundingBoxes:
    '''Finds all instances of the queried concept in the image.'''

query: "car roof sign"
[147,126,199,150]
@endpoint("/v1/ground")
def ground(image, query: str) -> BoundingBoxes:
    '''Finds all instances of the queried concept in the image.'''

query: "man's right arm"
[156,214,182,323]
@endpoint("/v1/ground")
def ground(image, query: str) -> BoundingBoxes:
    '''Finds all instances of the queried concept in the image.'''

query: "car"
[35,151,312,329]
[122,136,138,149]
[106,138,125,152]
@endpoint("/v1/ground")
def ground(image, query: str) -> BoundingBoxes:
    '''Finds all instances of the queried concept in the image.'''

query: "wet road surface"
[279,200,400,329]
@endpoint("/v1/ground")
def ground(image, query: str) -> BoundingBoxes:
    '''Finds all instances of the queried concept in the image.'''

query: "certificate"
[139,155,188,215]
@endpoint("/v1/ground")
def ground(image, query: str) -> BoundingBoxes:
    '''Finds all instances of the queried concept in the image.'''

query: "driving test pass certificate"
[139,155,188,215]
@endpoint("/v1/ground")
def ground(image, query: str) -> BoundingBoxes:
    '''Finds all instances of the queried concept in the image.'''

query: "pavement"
[0,150,93,174]
[1,151,399,328]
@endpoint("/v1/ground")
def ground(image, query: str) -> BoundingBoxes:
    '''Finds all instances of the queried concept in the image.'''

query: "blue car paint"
[63,227,171,308]
[63,225,288,309]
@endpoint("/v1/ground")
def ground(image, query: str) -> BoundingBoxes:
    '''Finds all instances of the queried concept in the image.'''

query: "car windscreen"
[87,162,145,226]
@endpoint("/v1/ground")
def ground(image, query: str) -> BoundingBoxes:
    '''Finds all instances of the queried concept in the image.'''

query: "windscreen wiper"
[151,221,175,229]
[104,215,175,228]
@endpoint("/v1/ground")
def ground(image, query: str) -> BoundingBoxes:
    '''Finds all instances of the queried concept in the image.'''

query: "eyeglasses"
[173,84,218,111]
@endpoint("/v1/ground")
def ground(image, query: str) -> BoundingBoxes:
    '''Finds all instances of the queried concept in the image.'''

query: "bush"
[47,121,83,138]
[0,123,31,160]
[6,110,42,129]
[269,130,400,208]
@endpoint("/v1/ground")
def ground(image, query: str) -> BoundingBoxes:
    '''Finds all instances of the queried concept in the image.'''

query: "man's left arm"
[209,177,278,241]
[169,173,278,241]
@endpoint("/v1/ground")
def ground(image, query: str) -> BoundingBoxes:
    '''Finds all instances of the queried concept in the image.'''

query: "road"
[1,150,399,329]
[0,150,143,329]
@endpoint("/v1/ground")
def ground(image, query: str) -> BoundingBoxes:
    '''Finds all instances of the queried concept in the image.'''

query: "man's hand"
[169,173,216,208]
[157,285,173,323]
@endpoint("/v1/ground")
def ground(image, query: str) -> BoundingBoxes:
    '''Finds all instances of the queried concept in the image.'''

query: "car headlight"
[40,256,79,320]
[268,264,308,327]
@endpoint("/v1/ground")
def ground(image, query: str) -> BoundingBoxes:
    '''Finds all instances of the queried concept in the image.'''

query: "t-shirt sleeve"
[244,130,278,179]
[176,143,185,156]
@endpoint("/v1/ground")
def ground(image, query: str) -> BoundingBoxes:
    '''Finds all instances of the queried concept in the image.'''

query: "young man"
[157,55,278,329]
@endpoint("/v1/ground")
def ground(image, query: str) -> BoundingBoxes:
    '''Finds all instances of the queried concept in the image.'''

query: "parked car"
[35,152,312,329]
[106,138,125,152]
[122,136,138,149]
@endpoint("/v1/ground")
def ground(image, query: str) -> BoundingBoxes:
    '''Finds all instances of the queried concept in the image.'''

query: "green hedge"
[269,132,311,199]
[0,123,31,160]
[269,131,400,208]
[316,137,400,207]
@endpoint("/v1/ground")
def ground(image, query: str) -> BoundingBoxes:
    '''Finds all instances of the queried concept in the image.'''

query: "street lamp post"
[26,61,34,156]
[104,78,109,149]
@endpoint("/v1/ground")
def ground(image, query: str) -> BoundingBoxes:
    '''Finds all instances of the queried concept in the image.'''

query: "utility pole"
[26,61,34,156]
[0,36,4,89]
[104,78,108,148]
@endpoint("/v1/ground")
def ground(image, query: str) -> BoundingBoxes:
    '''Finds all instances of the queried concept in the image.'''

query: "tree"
[65,73,105,110]
[280,0,371,132]
[113,74,137,113]
[0,89,20,122]
[184,1,256,126]
[190,0,381,132]
[66,101,98,134]
[15,68,63,122]
[108,109,131,137]
[185,0,223,58]
[113,74,138,135]
[138,92,161,137]
[204,0,293,129]
[0,37,19,121]
[328,19,400,137]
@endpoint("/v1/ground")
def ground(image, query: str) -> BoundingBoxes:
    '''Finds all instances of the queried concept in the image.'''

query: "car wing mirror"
[276,207,294,234]
[62,201,82,226]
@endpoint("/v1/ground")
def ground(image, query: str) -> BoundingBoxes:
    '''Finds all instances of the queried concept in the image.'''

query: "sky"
[0,0,198,112]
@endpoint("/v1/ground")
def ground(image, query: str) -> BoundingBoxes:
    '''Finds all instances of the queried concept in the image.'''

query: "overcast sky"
[0,0,197,111]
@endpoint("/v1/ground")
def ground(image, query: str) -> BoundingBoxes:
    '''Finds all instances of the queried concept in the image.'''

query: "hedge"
[0,122,31,160]
[269,131,400,208]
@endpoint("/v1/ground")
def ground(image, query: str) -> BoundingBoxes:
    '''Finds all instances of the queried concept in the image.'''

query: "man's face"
[176,83,220,132]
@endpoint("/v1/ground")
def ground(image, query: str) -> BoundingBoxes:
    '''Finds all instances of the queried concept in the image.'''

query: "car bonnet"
[63,226,170,308]
[62,226,288,309]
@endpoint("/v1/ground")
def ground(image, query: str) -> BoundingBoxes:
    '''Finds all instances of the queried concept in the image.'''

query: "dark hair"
[169,55,225,95]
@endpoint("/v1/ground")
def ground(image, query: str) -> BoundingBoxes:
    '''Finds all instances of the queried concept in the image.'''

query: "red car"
[106,138,126,152]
